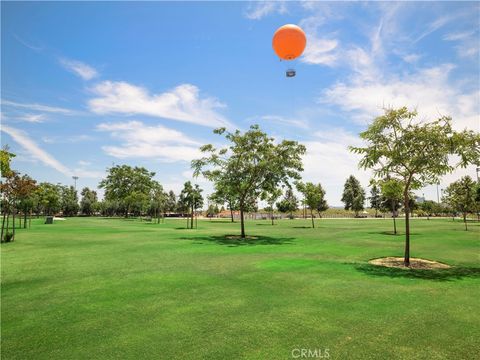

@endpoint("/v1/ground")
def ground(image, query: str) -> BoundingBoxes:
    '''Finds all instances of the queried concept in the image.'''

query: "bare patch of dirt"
[369,257,451,270]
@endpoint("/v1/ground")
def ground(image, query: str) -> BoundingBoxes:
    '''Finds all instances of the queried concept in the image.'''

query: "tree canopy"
[443,176,477,230]
[341,175,365,217]
[192,125,305,238]
[350,107,480,265]
[296,181,327,228]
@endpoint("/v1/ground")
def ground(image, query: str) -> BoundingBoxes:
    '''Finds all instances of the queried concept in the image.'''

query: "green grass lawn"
[1,217,479,359]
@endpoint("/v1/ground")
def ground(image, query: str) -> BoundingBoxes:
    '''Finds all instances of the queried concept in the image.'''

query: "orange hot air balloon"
[272,24,307,61]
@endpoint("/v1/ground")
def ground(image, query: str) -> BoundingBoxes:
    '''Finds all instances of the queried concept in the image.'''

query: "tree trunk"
[29,211,32,228]
[191,205,194,229]
[12,208,16,242]
[1,210,6,241]
[392,211,397,235]
[404,192,410,266]
[463,213,468,231]
[375,208,378,217]
[271,209,274,225]
[24,207,28,228]
[311,209,315,228]
[240,207,245,238]
[6,213,9,239]
[230,206,234,223]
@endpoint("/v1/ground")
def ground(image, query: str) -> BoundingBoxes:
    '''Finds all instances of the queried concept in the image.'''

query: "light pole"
[436,182,440,203]
[72,176,79,191]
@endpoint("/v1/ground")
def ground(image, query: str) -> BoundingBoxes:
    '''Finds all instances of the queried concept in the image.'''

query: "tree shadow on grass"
[366,231,420,236]
[205,220,234,224]
[354,263,480,282]
[179,235,295,247]
[292,226,312,229]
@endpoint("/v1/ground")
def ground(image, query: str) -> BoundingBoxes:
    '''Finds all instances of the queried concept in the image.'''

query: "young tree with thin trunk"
[276,188,298,219]
[341,175,366,217]
[443,176,476,231]
[350,107,480,265]
[193,125,305,238]
[80,187,98,216]
[296,182,326,228]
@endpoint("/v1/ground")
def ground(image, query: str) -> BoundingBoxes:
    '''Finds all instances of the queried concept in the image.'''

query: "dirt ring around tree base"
[369,257,451,270]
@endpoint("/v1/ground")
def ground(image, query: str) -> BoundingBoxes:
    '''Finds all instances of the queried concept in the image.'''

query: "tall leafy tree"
[193,125,305,238]
[60,186,79,216]
[341,175,366,217]
[443,176,476,231]
[99,165,155,217]
[178,182,204,229]
[1,172,38,241]
[315,183,329,217]
[350,107,480,265]
[369,181,382,217]
[80,187,98,216]
[149,181,166,223]
[15,175,37,228]
[179,181,194,228]
[192,184,204,229]
[35,182,61,215]
[296,182,326,228]
[419,200,436,220]
[276,188,298,218]
[0,146,15,178]
[165,190,177,214]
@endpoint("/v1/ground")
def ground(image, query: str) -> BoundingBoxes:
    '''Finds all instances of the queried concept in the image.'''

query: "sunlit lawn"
[1,217,479,359]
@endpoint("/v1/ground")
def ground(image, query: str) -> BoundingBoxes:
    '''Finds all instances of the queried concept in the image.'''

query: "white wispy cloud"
[59,58,98,80]
[442,30,479,58]
[249,115,309,129]
[13,34,43,51]
[402,53,422,64]
[298,13,339,66]
[42,134,94,144]
[88,81,232,128]
[321,63,479,131]
[443,31,475,41]
[244,1,287,20]
[96,120,202,162]
[17,113,47,123]
[301,37,338,66]
[301,128,371,206]
[1,100,75,115]
[1,126,102,178]
[1,125,72,176]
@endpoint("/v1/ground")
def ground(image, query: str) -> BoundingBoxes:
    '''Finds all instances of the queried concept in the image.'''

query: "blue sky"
[1,1,479,206]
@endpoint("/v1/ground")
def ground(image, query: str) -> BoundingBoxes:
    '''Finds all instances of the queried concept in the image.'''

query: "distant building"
[416,196,425,204]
